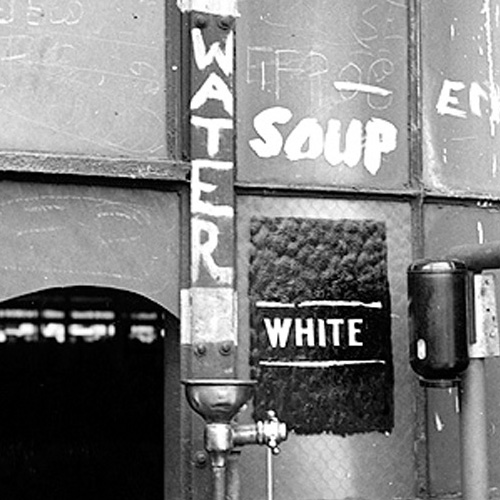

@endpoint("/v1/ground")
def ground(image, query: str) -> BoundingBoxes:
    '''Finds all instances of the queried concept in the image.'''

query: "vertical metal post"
[460,359,489,500]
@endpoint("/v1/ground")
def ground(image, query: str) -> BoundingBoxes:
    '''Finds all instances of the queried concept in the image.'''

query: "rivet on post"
[217,16,233,30]
[219,342,232,356]
[194,450,208,468]
[195,343,207,357]
[194,14,208,29]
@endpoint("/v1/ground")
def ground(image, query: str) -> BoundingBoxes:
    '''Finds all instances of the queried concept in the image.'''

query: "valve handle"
[262,410,287,454]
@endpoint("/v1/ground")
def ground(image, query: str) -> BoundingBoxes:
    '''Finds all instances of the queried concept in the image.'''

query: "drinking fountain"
[182,379,287,500]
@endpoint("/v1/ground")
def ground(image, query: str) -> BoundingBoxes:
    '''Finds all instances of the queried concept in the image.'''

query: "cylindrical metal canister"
[407,260,470,387]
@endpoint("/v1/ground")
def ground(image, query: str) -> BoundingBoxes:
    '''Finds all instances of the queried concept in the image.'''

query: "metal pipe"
[267,447,273,500]
[226,450,241,500]
[212,466,227,500]
[460,358,489,500]
[447,241,500,271]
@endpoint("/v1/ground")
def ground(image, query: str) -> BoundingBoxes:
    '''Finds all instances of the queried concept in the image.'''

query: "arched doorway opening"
[0,286,178,500]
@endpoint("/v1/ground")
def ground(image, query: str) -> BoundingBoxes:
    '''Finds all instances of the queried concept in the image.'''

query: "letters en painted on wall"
[249,217,394,435]
[423,1,500,193]
[237,0,408,188]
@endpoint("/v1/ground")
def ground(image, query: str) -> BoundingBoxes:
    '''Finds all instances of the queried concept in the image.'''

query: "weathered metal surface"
[471,273,500,358]
[0,181,180,314]
[422,0,500,195]
[0,152,190,180]
[237,0,408,189]
[0,1,172,160]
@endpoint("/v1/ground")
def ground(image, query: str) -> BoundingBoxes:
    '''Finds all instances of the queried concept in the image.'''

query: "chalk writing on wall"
[0,0,166,158]
[237,0,408,186]
[0,182,180,312]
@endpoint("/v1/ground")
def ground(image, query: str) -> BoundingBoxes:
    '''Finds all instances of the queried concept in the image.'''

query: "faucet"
[183,379,287,500]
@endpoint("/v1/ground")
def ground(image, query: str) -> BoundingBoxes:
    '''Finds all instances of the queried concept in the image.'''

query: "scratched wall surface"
[236,0,408,188]
[422,0,500,194]
[0,0,167,158]
[0,181,180,314]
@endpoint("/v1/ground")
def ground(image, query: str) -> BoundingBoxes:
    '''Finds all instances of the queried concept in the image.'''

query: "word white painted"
[249,106,398,175]
[263,317,364,348]
[177,0,239,17]
[436,79,500,128]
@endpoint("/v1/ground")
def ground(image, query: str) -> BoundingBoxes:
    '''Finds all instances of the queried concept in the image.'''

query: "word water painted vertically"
[249,217,393,435]
[184,6,237,375]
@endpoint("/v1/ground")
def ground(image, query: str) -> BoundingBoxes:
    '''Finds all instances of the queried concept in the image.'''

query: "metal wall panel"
[237,196,415,500]
[422,0,500,195]
[236,0,408,189]
[0,1,168,159]
[0,181,180,314]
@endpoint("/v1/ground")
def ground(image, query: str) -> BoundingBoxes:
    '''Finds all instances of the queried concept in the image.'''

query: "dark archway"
[0,286,176,500]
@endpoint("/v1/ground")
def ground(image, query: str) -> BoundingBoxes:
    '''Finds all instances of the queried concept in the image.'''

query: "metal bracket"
[471,273,500,358]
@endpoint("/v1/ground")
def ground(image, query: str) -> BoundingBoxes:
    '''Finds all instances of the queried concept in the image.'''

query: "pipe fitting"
[205,423,233,454]
[233,410,287,454]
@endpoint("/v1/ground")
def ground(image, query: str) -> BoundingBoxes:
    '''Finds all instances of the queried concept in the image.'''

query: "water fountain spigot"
[182,379,288,500]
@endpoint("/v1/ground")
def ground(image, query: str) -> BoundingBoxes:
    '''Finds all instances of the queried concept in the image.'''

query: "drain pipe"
[446,243,500,500]
[460,357,488,500]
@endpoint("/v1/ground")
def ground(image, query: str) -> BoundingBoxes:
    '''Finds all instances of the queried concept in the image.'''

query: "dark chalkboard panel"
[0,1,167,159]
[249,217,393,435]
[0,182,180,314]
[237,0,408,188]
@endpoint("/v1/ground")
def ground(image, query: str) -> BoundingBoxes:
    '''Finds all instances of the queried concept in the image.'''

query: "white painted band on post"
[181,287,238,344]
[177,0,239,17]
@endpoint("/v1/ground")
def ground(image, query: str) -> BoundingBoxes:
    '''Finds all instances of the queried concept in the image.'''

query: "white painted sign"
[249,106,398,175]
